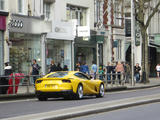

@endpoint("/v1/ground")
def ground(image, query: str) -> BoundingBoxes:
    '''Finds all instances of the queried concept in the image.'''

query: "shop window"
[18,0,24,13]
[67,5,87,26]
[9,35,41,74]
[43,2,51,20]
[114,1,123,27]
[0,0,4,10]
[0,31,3,75]
[117,39,122,60]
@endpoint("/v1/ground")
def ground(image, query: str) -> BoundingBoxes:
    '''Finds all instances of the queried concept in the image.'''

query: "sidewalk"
[107,77,160,91]
[0,78,160,100]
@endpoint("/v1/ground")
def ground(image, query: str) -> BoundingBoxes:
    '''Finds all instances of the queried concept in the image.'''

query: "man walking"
[91,61,97,79]
[134,63,141,83]
[30,59,41,85]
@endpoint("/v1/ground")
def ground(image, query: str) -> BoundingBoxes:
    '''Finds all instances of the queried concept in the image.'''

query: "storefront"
[46,40,72,71]
[9,33,41,74]
[74,35,97,68]
[8,14,51,75]
[46,20,75,71]
[0,11,8,75]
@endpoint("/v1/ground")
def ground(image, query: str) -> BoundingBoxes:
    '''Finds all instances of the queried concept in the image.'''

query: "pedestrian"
[156,64,160,78]
[91,61,97,79]
[57,63,62,71]
[48,60,57,73]
[75,62,81,71]
[99,66,104,80]
[134,63,141,83]
[63,65,69,71]
[115,61,124,84]
[4,62,13,76]
[30,59,41,85]
[0,62,13,94]
[106,62,112,83]
[111,63,116,83]
[125,62,131,83]
[80,62,90,74]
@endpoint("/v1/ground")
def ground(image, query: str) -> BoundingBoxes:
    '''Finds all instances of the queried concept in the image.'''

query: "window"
[18,0,23,13]
[114,1,123,27]
[117,40,122,60]
[67,5,87,26]
[44,2,51,20]
[74,72,90,80]
[47,72,68,78]
[0,0,4,10]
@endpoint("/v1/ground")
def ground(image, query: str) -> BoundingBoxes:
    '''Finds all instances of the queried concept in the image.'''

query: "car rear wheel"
[76,84,83,99]
[96,84,105,98]
[37,96,48,101]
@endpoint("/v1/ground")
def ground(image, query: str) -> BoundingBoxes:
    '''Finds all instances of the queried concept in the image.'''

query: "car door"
[77,72,98,94]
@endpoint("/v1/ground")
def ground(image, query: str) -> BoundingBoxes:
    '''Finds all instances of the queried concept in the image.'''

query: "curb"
[0,93,35,101]
[49,98,160,120]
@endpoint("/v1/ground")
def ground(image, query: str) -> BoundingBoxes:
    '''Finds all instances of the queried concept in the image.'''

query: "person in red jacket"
[8,73,24,94]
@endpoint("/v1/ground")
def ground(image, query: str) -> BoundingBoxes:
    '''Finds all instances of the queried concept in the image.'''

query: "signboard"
[0,16,6,30]
[47,20,74,40]
[125,19,131,37]
[135,21,140,46]
[77,26,90,37]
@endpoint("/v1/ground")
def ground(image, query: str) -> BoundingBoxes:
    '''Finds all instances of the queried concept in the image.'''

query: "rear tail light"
[62,80,71,83]
[36,80,43,84]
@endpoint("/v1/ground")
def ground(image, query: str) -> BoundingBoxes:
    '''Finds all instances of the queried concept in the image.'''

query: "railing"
[95,72,131,87]
[0,72,131,95]
[0,74,42,95]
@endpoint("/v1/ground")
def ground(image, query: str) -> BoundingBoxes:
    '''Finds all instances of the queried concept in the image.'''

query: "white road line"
[0,98,37,104]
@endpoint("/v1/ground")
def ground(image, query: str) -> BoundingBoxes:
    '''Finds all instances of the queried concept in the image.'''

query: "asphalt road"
[0,87,160,119]
[68,102,160,120]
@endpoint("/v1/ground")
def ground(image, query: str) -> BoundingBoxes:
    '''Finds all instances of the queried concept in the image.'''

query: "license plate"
[45,84,56,88]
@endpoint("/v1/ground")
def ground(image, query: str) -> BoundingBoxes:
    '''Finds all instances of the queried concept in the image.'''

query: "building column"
[41,34,46,75]
[71,41,75,71]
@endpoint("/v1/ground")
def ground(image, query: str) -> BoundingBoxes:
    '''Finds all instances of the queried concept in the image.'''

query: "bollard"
[13,74,16,94]
[27,75,30,94]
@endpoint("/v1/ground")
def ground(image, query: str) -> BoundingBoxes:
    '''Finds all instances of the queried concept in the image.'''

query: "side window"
[74,73,90,80]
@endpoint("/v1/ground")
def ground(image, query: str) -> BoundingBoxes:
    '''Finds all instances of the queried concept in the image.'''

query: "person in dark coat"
[30,59,41,84]
[0,62,13,94]
[134,63,141,83]
[63,65,69,71]
[4,62,13,76]
[48,60,57,73]
[57,63,62,71]
[106,62,112,83]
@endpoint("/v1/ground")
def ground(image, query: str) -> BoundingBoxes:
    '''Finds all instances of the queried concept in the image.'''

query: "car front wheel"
[76,84,83,99]
[96,84,105,98]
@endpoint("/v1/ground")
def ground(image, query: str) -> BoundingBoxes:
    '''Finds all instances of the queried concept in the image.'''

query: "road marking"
[0,98,37,104]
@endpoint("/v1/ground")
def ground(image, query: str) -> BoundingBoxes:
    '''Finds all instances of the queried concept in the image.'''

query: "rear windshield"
[47,72,68,78]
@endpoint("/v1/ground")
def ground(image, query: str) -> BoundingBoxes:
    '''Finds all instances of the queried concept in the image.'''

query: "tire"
[37,96,48,101]
[96,84,105,98]
[76,84,83,99]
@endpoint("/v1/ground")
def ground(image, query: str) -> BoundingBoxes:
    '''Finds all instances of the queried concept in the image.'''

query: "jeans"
[134,73,140,82]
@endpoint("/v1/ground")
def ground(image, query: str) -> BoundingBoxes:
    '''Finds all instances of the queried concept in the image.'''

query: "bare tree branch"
[145,1,160,28]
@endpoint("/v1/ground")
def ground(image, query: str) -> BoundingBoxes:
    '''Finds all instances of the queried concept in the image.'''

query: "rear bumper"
[35,90,75,98]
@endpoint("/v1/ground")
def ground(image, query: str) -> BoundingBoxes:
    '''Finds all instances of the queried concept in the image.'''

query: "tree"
[134,0,160,83]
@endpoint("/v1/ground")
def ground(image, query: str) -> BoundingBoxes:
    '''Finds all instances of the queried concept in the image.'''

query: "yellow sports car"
[35,71,105,101]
